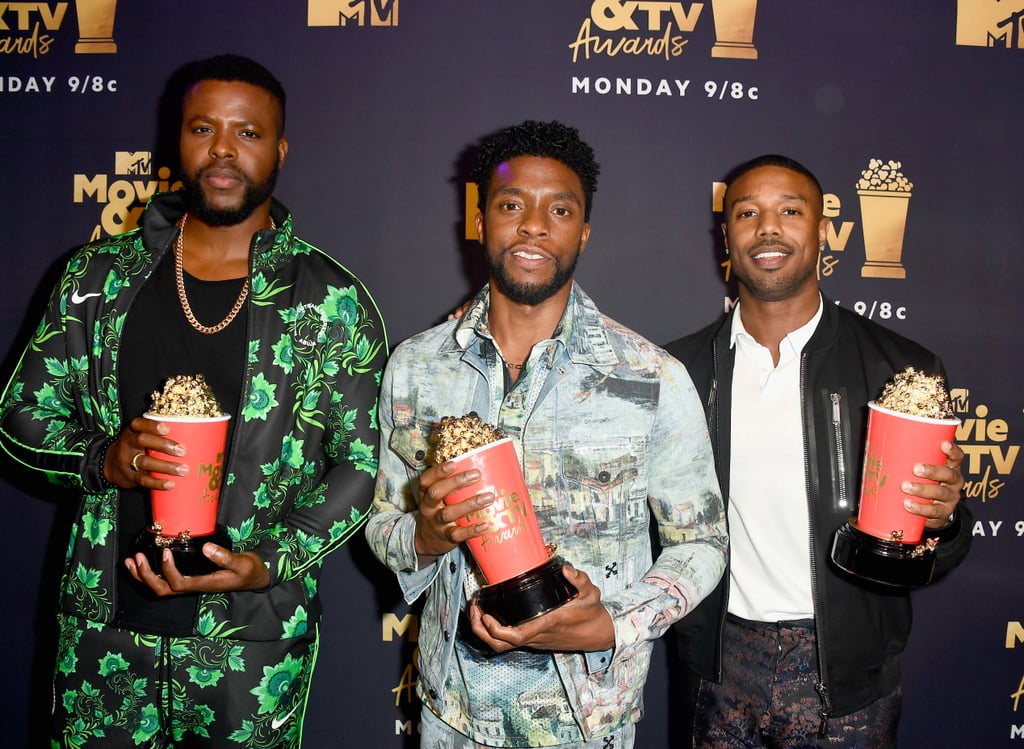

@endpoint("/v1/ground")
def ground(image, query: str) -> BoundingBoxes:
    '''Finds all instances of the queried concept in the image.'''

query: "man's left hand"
[125,544,271,595]
[902,440,965,529]
[468,566,614,653]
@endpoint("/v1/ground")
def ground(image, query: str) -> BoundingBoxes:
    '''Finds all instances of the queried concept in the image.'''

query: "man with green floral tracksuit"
[0,55,386,747]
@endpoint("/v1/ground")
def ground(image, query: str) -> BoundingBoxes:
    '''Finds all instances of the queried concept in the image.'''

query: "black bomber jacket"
[666,297,972,720]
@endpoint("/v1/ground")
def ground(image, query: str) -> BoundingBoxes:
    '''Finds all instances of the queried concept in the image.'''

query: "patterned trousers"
[692,614,900,748]
[50,611,319,748]
[420,704,637,749]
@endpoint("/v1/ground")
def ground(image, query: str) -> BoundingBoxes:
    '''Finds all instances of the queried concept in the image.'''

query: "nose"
[756,211,781,237]
[209,132,235,160]
[517,203,549,237]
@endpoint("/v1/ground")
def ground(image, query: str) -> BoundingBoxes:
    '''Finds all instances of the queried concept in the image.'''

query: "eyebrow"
[729,192,808,209]
[493,185,582,204]
[186,114,261,128]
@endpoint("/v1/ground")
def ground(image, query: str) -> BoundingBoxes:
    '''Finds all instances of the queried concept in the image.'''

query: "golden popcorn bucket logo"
[75,0,118,54]
[710,0,759,59]
[857,159,913,279]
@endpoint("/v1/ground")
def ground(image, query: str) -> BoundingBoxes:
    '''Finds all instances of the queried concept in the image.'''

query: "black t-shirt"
[114,249,247,634]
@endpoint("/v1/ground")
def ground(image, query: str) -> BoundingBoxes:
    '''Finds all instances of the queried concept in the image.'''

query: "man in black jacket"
[666,154,971,747]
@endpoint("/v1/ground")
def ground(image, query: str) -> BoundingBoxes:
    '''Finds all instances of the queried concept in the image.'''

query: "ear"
[721,222,729,251]
[817,216,828,249]
[578,223,592,254]
[474,211,485,246]
[277,137,289,169]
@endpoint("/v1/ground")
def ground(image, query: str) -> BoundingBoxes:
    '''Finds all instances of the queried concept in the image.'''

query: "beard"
[733,240,818,302]
[180,161,279,227]
[488,244,582,306]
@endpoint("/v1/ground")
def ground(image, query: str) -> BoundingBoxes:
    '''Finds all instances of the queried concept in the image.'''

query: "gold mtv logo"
[950,388,970,413]
[114,151,151,176]
[956,0,1024,48]
[308,0,398,27]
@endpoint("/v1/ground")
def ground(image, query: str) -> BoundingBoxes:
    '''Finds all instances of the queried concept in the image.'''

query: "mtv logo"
[115,151,151,176]
[950,388,970,413]
[308,0,398,27]
[955,0,1024,48]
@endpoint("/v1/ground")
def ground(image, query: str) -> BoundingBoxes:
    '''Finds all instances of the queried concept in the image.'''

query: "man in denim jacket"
[365,120,727,748]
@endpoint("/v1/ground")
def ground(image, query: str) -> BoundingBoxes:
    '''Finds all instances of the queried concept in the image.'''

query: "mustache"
[750,238,794,253]
[198,162,247,180]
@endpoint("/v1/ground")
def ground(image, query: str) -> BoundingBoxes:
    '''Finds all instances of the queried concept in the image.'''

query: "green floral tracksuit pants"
[51,612,318,748]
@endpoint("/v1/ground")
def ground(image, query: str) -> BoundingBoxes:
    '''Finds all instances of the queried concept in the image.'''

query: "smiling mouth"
[512,249,546,261]
[753,249,788,260]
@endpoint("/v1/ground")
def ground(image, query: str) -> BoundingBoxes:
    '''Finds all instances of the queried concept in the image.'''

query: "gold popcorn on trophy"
[433,414,576,626]
[857,159,914,279]
[831,368,960,587]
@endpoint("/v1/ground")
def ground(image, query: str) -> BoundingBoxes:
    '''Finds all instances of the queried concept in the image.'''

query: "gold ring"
[130,453,144,472]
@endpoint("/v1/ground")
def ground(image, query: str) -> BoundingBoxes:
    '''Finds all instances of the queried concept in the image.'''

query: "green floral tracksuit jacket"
[0,192,387,643]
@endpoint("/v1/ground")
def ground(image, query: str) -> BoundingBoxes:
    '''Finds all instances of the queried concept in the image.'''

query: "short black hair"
[472,120,600,221]
[179,54,286,132]
[723,154,823,213]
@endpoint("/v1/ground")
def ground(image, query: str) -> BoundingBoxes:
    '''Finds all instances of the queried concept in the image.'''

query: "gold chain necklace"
[174,212,274,335]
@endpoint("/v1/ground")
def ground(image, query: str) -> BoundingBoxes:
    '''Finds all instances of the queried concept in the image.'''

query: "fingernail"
[176,464,189,476]
[163,549,171,561]
[903,499,914,510]
[477,492,494,505]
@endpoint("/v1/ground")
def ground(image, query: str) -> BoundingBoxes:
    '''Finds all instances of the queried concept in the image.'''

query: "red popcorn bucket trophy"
[831,401,960,587]
[444,437,577,626]
[131,411,233,577]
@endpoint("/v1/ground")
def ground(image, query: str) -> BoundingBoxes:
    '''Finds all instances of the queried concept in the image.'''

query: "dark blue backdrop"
[2,1,1021,746]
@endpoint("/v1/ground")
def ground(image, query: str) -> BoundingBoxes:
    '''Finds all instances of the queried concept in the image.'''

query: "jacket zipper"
[802,355,832,737]
[831,393,849,512]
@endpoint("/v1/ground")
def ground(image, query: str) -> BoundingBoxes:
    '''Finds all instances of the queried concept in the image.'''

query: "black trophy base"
[130,525,232,577]
[476,556,578,627]
[830,520,937,588]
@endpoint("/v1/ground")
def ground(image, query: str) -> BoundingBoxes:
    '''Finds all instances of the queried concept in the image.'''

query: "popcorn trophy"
[131,374,232,576]
[831,368,960,587]
[433,414,577,626]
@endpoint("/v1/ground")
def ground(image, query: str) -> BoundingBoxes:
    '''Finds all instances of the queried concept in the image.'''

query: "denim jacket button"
[598,470,611,483]
[415,449,426,461]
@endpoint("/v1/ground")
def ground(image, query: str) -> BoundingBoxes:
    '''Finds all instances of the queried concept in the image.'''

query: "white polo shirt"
[727,297,823,622]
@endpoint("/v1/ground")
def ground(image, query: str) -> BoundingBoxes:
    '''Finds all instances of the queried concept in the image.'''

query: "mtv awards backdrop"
[1,1,1021,746]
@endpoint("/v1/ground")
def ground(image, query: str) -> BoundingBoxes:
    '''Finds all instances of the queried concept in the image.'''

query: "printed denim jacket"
[365,283,726,740]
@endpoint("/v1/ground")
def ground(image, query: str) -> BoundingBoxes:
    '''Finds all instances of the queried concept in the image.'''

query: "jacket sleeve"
[364,351,444,602]
[250,281,390,587]
[0,255,115,494]
[927,500,972,578]
[600,356,728,665]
